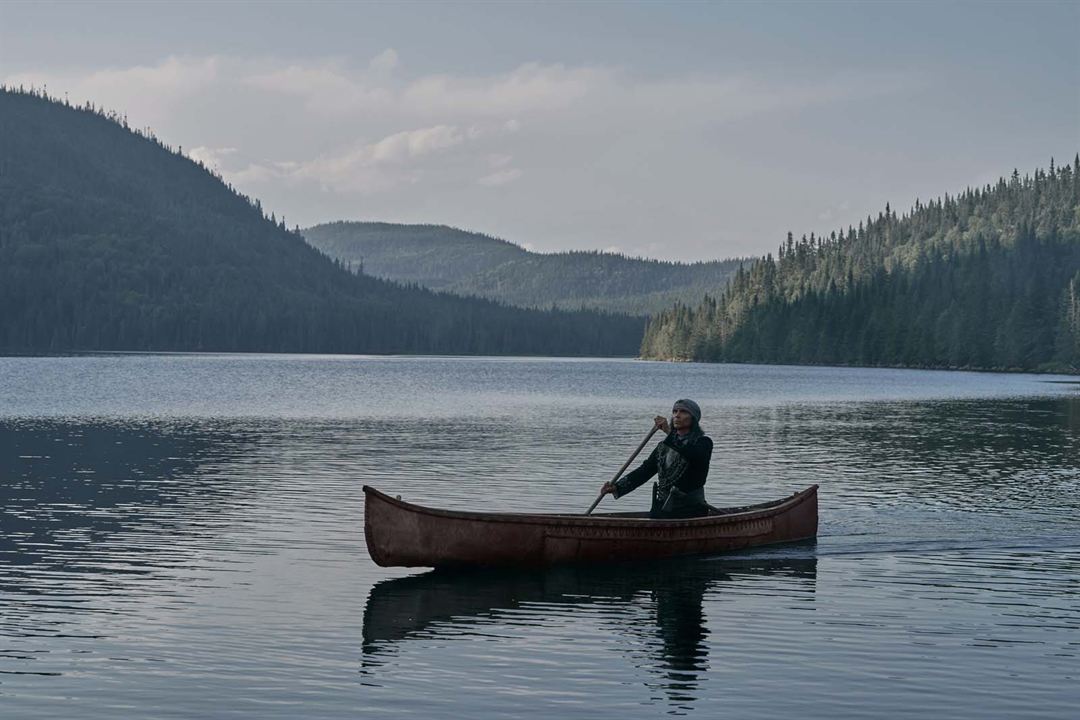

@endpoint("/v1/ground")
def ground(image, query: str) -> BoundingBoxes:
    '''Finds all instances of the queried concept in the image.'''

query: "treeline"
[0,87,643,356]
[304,221,748,316]
[641,162,1080,372]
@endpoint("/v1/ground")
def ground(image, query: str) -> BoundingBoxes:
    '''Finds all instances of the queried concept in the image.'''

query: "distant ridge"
[641,162,1080,373]
[303,221,747,316]
[0,88,644,356]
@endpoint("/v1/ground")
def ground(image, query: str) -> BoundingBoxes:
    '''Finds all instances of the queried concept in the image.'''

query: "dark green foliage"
[304,222,748,316]
[641,162,1080,372]
[0,88,644,356]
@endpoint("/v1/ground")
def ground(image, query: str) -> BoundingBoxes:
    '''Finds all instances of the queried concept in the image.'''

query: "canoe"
[363,484,818,568]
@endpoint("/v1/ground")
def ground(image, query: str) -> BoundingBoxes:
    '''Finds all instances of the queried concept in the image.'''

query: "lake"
[1,354,1078,718]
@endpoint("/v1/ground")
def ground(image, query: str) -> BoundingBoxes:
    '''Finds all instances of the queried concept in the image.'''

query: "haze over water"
[2,355,1078,718]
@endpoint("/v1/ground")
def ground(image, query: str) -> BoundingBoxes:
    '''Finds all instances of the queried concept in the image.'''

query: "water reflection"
[362,552,817,711]
[0,418,259,600]
[1066,394,1080,434]
[714,397,1080,523]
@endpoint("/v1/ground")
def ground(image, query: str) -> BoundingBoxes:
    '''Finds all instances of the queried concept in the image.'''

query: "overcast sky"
[2,1,1077,261]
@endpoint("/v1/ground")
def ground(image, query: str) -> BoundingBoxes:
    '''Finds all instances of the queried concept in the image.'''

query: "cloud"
[188,145,237,170]
[239,59,609,123]
[244,61,392,117]
[369,48,399,73]
[477,168,522,187]
[231,161,295,186]
[371,125,463,162]
[3,53,924,258]
[299,125,465,190]
[399,62,609,116]
[82,55,219,99]
[228,125,473,194]
[6,56,220,121]
[817,200,853,223]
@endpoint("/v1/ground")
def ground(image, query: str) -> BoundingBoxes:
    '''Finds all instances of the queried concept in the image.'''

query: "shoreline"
[1,350,1077,378]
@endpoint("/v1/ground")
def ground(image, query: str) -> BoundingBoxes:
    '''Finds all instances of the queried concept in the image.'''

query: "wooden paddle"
[585,423,662,515]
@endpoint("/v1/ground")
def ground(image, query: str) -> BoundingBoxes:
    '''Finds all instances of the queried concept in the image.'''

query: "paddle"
[585,423,662,515]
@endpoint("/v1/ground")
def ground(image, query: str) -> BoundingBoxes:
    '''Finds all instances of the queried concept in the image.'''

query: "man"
[600,399,713,519]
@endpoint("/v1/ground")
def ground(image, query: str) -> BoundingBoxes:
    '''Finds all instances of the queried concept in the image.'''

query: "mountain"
[641,162,1080,372]
[0,87,643,356]
[303,221,747,316]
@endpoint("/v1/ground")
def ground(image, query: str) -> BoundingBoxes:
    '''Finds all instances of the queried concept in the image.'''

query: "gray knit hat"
[672,398,701,422]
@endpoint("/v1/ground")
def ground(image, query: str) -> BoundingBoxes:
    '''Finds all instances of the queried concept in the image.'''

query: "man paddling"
[599,399,714,518]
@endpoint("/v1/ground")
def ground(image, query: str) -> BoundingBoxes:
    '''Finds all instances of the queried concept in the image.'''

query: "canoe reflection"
[362,551,816,707]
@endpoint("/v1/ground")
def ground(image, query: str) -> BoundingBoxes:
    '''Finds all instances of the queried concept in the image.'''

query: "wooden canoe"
[363,484,818,568]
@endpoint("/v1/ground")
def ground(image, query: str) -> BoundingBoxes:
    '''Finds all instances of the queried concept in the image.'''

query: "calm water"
[1,355,1078,718]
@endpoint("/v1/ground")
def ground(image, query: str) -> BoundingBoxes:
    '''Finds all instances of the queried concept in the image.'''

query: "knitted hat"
[672,399,701,422]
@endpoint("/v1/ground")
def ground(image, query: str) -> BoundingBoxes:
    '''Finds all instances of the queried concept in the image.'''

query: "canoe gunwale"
[362,484,818,530]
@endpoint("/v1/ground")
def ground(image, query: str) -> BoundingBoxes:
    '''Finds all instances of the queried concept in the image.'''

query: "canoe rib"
[363,485,817,568]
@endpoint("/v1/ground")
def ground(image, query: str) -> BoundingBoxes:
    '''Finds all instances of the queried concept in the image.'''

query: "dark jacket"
[613,428,713,518]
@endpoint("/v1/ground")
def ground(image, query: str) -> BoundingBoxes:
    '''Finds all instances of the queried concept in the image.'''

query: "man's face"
[671,408,693,432]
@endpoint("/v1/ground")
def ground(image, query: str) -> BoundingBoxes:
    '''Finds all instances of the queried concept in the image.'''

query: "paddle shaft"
[585,424,662,515]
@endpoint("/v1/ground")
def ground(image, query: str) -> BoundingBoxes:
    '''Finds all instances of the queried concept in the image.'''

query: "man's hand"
[600,481,616,496]
[654,415,670,434]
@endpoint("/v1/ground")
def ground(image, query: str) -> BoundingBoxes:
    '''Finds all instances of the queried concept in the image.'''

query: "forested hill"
[641,162,1080,372]
[303,221,747,316]
[0,88,643,356]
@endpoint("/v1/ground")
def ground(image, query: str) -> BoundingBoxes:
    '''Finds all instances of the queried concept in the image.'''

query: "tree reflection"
[0,418,258,598]
[1065,394,1080,435]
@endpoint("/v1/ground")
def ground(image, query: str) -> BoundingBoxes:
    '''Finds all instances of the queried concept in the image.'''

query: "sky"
[1,0,1077,262]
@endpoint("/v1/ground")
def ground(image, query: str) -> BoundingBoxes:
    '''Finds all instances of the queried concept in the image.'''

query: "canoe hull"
[364,485,818,568]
